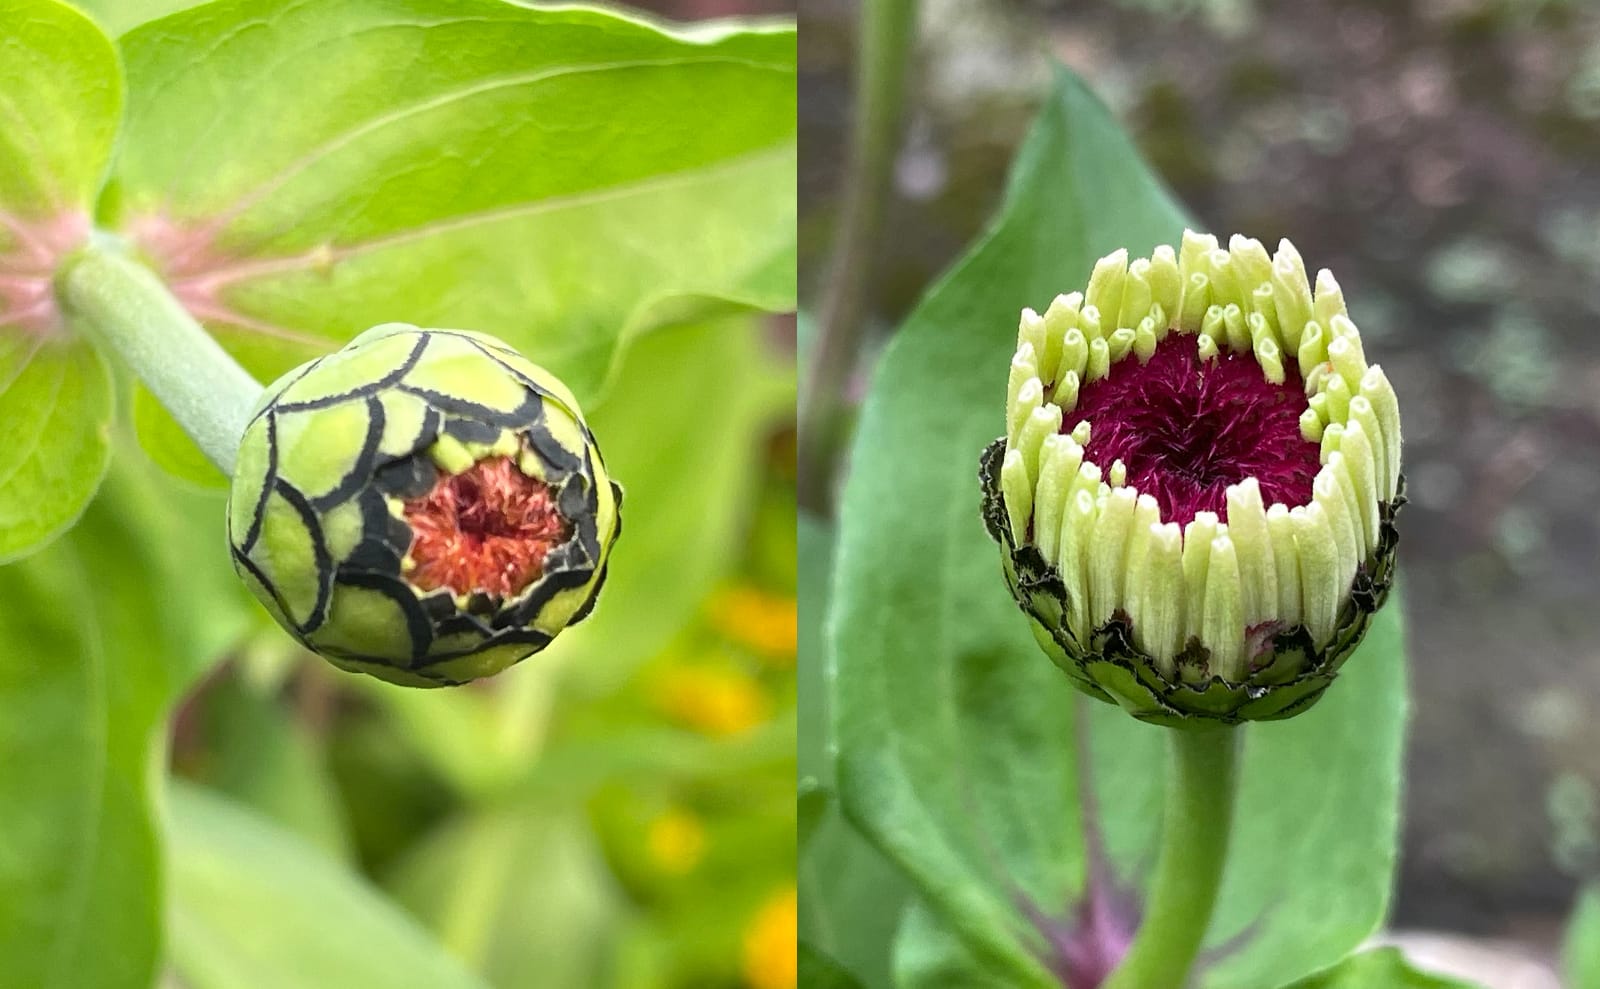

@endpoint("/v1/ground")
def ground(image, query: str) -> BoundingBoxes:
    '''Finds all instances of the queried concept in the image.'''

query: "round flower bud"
[227,324,621,687]
[980,233,1403,726]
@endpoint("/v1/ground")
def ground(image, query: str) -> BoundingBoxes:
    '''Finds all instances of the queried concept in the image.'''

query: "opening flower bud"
[980,232,1403,725]
[227,324,621,687]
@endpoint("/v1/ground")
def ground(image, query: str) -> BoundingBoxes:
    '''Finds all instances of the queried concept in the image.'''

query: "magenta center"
[1069,333,1321,526]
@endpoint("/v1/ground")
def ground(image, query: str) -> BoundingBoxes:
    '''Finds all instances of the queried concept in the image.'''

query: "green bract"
[980,231,1404,726]
[227,324,621,687]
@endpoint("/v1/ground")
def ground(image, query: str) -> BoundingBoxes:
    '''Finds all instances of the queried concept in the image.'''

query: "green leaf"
[0,0,121,560]
[70,0,204,34]
[384,805,620,989]
[799,513,910,989]
[167,782,492,989]
[111,0,796,463]
[1567,885,1600,989]
[1286,948,1484,989]
[0,454,252,989]
[830,66,1407,989]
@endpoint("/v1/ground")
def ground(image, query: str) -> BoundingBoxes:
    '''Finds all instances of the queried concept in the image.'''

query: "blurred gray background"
[801,0,1600,959]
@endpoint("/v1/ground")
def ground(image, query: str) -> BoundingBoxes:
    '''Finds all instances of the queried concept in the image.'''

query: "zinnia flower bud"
[227,324,621,687]
[980,232,1403,725]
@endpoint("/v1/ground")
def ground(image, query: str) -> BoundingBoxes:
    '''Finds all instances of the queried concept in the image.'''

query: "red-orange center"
[403,456,571,598]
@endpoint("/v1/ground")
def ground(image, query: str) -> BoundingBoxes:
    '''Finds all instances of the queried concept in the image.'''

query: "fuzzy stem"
[796,0,919,514]
[57,240,262,475]
[1103,726,1239,989]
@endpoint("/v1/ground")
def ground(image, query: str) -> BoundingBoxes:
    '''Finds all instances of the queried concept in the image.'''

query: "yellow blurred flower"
[646,807,706,875]
[656,665,770,736]
[742,884,797,989]
[710,586,797,666]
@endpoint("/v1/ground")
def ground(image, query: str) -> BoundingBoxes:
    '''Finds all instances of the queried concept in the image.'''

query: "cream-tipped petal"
[1141,522,1186,673]
[1359,366,1403,500]
[1200,305,1225,345]
[1223,302,1249,354]
[1265,504,1303,629]
[1087,337,1111,381]
[1314,462,1360,594]
[1339,418,1380,552]
[1008,376,1043,447]
[1079,304,1104,342]
[1086,250,1129,321]
[1250,284,1282,344]
[1313,269,1347,326]
[1034,435,1072,560]
[1320,420,1344,463]
[1058,327,1089,384]
[1347,394,1390,503]
[1059,489,1097,635]
[1120,258,1155,330]
[1018,402,1063,488]
[1197,333,1220,362]
[1108,327,1136,363]
[1089,488,1138,628]
[1251,318,1286,384]
[1202,535,1245,680]
[1179,272,1211,331]
[1271,240,1314,351]
[1297,319,1327,380]
[1001,448,1032,544]
[1051,369,1081,412]
[1124,494,1161,621]
[1327,320,1367,390]
[1299,406,1325,443]
[1325,372,1352,424]
[1182,512,1220,641]
[1149,246,1182,319]
[1007,343,1038,417]
[1226,478,1278,626]
[1019,307,1047,364]
[1292,503,1340,644]
[1134,318,1159,362]
[1229,235,1273,288]
[1178,230,1220,281]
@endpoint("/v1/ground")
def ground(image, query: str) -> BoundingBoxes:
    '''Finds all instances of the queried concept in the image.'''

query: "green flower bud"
[980,232,1403,726]
[227,324,621,687]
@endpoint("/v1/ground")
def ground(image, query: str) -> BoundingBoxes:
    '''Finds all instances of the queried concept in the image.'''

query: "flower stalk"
[56,238,262,475]
[1103,726,1238,989]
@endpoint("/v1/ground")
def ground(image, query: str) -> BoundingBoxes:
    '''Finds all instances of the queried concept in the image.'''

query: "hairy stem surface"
[58,240,262,475]
[1103,726,1239,989]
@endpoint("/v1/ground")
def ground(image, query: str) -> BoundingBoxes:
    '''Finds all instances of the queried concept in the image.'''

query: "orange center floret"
[403,456,571,598]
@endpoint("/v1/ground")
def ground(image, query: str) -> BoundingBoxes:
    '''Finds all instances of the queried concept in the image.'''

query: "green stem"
[1104,726,1239,989]
[57,239,262,475]
[796,0,919,514]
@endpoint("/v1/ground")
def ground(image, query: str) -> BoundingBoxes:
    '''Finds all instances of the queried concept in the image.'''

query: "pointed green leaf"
[111,0,796,465]
[0,0,121,559]
[831,66,1408,988]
